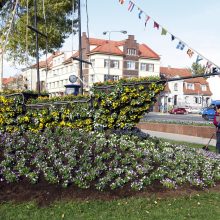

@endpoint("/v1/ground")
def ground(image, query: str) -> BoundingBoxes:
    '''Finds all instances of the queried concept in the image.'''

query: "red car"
[169,107,187,114]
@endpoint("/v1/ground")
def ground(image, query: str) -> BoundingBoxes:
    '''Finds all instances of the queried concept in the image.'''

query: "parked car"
[169,107,188,114]
[185,107,200,114]
[202,100,220,120]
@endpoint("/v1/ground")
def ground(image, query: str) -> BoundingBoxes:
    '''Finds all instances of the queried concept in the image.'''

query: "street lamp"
[103,30,127,80]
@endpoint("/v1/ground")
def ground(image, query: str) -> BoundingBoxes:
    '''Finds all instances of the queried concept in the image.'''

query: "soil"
[1,179,220,207]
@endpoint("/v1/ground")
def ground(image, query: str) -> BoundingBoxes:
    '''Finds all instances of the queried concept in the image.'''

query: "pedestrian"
[213,105,220,153]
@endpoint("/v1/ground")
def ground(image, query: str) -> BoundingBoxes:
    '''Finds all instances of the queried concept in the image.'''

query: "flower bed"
[1,128,220,190]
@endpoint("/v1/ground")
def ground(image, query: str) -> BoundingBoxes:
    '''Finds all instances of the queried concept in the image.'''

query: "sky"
[4,0,220,77]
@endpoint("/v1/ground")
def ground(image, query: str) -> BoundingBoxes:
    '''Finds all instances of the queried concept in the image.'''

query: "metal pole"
[78,0,83,94]
[107,32,111,79]
[34,0,40,94]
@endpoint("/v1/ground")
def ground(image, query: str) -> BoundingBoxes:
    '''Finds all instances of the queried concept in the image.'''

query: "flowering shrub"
[0,77,164,132]
[0,128,220,190]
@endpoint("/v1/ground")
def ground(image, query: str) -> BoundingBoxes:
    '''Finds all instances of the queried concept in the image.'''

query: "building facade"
[159,67,212,112]
[22,33,161,96]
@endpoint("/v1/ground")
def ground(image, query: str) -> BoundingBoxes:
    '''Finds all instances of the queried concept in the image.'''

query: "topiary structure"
[0,77,165,133]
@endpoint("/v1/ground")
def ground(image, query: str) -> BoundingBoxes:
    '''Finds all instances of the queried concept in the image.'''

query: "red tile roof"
[2,77,16,85]
[139,44,160,59]
[160,67,212,96]
[89,38,159,59]
[160,67,191,78]
[90,41,124,55]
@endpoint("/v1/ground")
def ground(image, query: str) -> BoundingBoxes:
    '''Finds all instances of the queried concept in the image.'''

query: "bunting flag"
[196,55,203,63]
[145,15,150,27]
[161,28,167,35]
[153,21,159,30]
[128,1,135,12]
[117,0,219,68]
[176,41,185,50]
[205,61,212,74]
[138,9,143,19]
[206,61,212,68]
[187,49,194,58]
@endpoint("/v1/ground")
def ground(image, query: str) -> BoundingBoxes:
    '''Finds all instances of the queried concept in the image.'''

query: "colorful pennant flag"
[187,49,194,58]
[206,61,212,68]
[153,21,159,30]
[117,0,217,68]
[138,9,143,19]
[196,55,203,63]
[205,61,212,74]
[176,41,185,50]
[145,15,150,27]
[161,28,167,35]
[128,1,135,12]
[171,35,175,41]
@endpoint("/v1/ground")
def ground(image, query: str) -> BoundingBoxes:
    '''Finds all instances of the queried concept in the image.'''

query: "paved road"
[143,112,211,124]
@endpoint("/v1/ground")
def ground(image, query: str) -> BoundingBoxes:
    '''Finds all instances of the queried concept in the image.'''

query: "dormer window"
[201,84,207,91]
[127,48,137,56]
[187,83,194,90]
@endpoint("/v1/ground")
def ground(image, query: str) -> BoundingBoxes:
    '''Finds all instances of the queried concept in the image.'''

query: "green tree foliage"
[190,62,206,75]
[0,0,78,64]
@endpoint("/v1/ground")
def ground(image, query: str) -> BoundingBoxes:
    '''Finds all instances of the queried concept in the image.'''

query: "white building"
[22,33,161,96]
[159,67,212,112]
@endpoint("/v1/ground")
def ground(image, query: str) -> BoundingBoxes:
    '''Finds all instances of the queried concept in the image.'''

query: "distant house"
[2,75,23,90]
[159,67,212,112]
[22,33,160,96]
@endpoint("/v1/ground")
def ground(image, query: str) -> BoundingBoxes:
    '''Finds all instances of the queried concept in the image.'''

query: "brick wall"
[137,122,216,139]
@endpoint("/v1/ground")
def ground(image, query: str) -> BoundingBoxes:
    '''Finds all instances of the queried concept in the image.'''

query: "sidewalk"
[141,129,216,146]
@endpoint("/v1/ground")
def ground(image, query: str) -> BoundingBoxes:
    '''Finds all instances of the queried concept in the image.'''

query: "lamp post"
[103,30,127,80]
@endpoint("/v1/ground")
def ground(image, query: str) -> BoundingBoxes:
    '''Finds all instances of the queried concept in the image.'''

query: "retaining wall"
[137,122,216,139]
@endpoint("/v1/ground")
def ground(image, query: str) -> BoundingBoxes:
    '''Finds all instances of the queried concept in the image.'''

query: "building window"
[140,63,146,71]
[126,61,135,70]
[127,48,137,56]
[104,60,119,69]
[187,83,194,90]
[194,97,201,104]
[91,59,95,67]
[104,74,119,81]
[185,96,189,104]
[90,74,95,83]
[111,60,119,69]
[174,83,178,91]
[104,59,110,68]
[112,75,119,81]
[140,63,154,72]
[201,84,207,91]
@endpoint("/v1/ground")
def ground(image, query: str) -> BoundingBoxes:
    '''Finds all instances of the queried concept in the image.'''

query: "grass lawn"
[1,191,220,220]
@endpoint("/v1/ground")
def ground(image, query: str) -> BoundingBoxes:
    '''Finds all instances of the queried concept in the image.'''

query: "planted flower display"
[0,128,220,190]
[0,77,164,133]
[1,77,220,194]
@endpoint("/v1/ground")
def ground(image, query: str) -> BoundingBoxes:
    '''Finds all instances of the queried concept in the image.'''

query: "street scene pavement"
[142,129,216,146]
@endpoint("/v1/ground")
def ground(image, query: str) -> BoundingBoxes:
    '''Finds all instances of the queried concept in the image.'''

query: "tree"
[0,0,78,64]
[190,62,206,75]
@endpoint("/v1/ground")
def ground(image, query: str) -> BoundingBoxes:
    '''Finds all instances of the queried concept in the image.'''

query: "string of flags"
[118,0,220,72]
